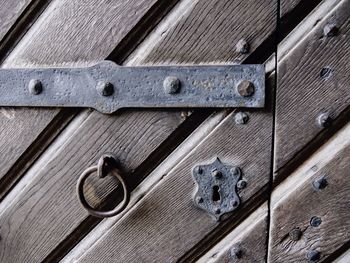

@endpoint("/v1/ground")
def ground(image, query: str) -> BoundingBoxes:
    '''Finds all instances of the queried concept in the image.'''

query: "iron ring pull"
[76,154,130,218]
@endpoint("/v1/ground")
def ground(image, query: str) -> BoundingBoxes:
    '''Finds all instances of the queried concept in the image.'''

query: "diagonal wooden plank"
[268,121,350,262]
[72,105,273,262]
[0,0,277,262]
[0,0,177,200]
[196,203,268,263]
[0,0,36,41]
[274,0,350,179]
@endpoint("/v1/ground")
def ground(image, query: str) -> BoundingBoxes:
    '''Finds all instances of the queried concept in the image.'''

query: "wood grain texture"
[275,0,350,176]
[0,0,276,261]
[280,0,303,16]
[74,108,272,263]
[0,111,184,262]
[0,0,167,198]
[130,0,276,65]
[0,0,34,41]
[269,122,350,262]
[197,203,268,263]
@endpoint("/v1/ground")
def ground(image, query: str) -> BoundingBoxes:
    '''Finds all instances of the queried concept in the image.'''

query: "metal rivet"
[323,24,338,37]
[28,79,43,95]
[236,39,250,54]
[214,208,221,214]
[235,112,249,124]
[194,166,203,174]
[289,228,302,241]
[196,196,204,204]
[163,76,180,94]
[211,169,222,179]
[230,167,241,176]
[307,250,320,262]
[231,246,243,259]
[237,180,247,189]
[310,216,322,227]
[237,80,255,97]
[320,67,332,79]
[313,177,328,190]
[97,81,114,96]
[317,113,332,128]
[231,200,238,207]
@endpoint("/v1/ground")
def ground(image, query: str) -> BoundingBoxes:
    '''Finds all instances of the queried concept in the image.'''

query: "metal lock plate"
[0,61,265,113]
[192,158,242,221]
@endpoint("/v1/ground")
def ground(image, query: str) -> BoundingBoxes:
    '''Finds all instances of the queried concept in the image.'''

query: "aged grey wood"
[0,111,185,262]
[275,0,350,177]
[131,0,276,65]
[73,107,272,262]
[269,122,350,262]
[0,0,34,41]
[197,203,268,263]
[0,0,169,199]
[280,0,303,16]
[0,0,276,261]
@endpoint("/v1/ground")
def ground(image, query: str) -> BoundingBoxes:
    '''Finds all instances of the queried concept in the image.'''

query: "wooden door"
[0,0,348,262]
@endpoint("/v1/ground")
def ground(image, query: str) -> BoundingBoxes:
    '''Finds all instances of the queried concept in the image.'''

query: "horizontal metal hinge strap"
[0,61,265,113]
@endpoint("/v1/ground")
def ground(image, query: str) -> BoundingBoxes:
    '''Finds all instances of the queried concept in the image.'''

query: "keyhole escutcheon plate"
[192,157,242,221]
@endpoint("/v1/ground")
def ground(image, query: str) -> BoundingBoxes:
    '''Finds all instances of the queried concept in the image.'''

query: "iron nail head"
[163,76,180,94]
[289,228,302,241]
[307,250,320,262]
[236,39,250,54]
[317,113,332,128]
[97,81,114,96]
[237,80,255,97]
[235,112,249,124]
[28,79,43,95]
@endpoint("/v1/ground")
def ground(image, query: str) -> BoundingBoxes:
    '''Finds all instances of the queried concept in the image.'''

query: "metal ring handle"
[77,165,130,218]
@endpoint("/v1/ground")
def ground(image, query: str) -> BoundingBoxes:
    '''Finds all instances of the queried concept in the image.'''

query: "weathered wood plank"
[71,107,272,262]
[269,121,350,262]
[334,248,350,263]
[197,203,268,263]
[0,111,185,262]
[0,0,276,261]
[0,0,34,41]
[275,0,350,177]
[129,0,276,65]
[0,0,171,199]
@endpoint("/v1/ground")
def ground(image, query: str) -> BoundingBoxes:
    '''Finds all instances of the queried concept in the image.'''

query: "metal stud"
[313,177,328,190]
[306,250,320,262]
[317,113,332,128]
[235,112,249,124]
[211,169,222,179]
[163,76,180,94]
[236,39,250,54]
[237,80,255,97]
[289,228,302,241]
[28,79,43,95]
[196,196,204,204]
[237,179,247,189]
[310,216,322,227]
[97,81,114,96]
[230,245,243,259]
[214,208,221,214]
[323,23,338,37]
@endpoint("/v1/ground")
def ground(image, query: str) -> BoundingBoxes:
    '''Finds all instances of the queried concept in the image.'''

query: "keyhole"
[212,185,220,202]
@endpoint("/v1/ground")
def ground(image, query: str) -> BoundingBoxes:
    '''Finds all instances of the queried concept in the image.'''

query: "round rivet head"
[289,228,302,241]
[28,79,42,95]
[214,208,221,214]
[323,23,338,37]
[230,167,241,176]
[317,113,332,128]
[97,81,114,96]
[235,112,249,124]
[196,196,204,204]
[211,169,222,179]
[237,179,247,189]
[237,80,255,97]
[310,216,322,227]
[307,250,320,262]
[313,177,328,190]
[163,76,180,94]
[236,39,250,54]
[194,166,203,174]
[230,246,243,259]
